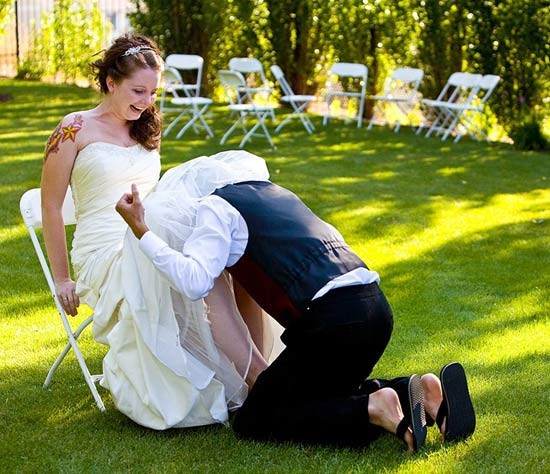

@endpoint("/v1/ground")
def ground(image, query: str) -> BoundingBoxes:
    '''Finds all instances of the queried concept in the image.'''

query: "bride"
[41,34,276,429]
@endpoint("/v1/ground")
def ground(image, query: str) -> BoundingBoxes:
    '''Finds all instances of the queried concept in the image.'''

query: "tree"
[131,0,229,94]
[17,0,108,83]
[0,0,11,36]
[415,0,469,99]
[467,0,550,129]
[129,0,548,133]
[318,0,416,115]
[264,0,318,95]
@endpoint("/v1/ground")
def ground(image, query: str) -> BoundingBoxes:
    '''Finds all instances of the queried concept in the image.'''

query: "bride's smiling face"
[107,67,161,120]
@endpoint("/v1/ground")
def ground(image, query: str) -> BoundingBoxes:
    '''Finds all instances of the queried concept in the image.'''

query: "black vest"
[213,181,367,327]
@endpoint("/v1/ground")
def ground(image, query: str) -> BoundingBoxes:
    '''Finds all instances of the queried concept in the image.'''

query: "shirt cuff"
[138,231,169,260]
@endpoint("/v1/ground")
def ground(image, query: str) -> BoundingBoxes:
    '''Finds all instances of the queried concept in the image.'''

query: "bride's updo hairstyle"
[91,34,164,151]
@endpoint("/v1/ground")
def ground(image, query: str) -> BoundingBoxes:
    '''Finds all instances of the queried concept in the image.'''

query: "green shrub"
[0,0,11,35]
[15,25,46,80]
[509,118,549,151]
[17,0,110,84]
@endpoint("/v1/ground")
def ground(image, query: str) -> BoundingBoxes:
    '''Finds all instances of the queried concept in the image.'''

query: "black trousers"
[232,282,398,446]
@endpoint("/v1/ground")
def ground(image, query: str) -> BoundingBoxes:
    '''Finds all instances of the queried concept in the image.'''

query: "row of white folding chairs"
[231,61,425,134]
[160,54,215,139]
[416,72,500,142]
[160,56,313,147]
[160,55,498,146]
[217,62,368,146]
[160,55,274,146]
[161,54,424,141]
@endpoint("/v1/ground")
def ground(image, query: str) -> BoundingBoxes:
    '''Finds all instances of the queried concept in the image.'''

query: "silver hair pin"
[122,46,152,57]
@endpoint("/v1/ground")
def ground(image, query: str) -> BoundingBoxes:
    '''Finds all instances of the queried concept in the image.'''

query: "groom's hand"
[116,183,150,239]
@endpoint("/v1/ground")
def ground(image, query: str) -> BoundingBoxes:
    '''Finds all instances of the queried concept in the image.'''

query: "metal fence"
[0,0,133,77]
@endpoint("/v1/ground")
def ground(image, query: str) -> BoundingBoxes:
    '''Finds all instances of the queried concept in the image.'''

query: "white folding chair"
[323,62,368,128]
[438,74,501,142]
[270,65,317,134]
[416,72,482,139]
[229,57,276,121]
[218,70,275,148]
[368,67,424,132]
[161,54,214,139]
[20,188,105,411]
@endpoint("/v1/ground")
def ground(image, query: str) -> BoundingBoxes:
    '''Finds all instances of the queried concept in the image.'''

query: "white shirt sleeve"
[139,196,248,300]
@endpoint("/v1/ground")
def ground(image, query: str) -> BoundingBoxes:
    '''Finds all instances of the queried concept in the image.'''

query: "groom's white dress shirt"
[139,193,380,303]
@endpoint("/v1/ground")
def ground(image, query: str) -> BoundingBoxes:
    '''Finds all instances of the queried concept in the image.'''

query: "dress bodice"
[70,142,160,307]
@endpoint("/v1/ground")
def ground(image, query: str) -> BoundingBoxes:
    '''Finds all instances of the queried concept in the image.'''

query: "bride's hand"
[55,279,80,316]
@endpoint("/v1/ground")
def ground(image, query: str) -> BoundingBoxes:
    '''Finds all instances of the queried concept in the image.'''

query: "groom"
[116,173,474,450]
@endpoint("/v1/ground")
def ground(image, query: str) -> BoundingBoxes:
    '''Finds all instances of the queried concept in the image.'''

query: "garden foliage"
[15,0,550,145]
[130,0,549,139]
[16,0,109,83]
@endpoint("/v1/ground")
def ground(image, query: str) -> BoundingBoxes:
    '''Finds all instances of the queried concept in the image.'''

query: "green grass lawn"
[1,78,549,473]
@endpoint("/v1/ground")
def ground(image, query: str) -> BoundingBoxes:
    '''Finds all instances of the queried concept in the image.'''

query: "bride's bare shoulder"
[58,108,114,150]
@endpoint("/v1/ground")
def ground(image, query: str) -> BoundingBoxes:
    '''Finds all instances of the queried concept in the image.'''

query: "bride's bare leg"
[205,273,268,387]
[233,279,265,354]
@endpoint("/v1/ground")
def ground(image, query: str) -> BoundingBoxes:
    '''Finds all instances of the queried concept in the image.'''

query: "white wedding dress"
[70,143,278,429]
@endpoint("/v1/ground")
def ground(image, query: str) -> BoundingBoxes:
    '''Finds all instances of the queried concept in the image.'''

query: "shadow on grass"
[267,129,547,226]
[3,350,547,472]
[370,219,548,360]
[3,220,548,472]
[1,348,411,473]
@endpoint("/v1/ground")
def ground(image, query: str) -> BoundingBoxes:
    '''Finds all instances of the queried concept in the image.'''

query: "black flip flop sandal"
[433,362,476,442]
[396,374,427,451]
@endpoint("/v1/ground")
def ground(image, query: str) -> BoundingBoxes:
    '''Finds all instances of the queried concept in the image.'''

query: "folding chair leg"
[357,99,365,128]
[295,103,315,134]
[453,114,486,143]
[196,113,215,138]
[274,109,304,133]
[163,111,188,137]
[369,102,388,131]
[425,110,450,137]
[174,116,197,139]
[274,114,294,133]
[323,95,333,126]
[73,345,105,412]
[300,114,315,134]
[43,315,93,388]
[239,112,274,148]
[44,315,105,412]
[418,106,441,136]
[395,103,415,132]
[175,104,214,139]
[258,116,275,147]
[220,115,247,145]
[425,112,443,137]
[77,353,105,412]
[442,114,460,141]
[416,121,427,135]
[275,102,315,134]
[438,110,457,138]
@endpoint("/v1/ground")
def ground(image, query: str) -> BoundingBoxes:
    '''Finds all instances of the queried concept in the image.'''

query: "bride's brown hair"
[91,34,164,151]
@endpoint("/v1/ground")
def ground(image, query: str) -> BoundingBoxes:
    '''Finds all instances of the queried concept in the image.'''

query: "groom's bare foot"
[421,373,445,434]
[368,388,415,451]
